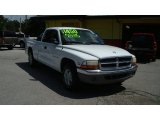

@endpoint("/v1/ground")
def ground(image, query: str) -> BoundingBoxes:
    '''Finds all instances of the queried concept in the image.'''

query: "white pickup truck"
[26,27,137,89]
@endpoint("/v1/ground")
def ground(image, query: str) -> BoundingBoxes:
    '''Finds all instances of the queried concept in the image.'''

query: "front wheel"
[62,63,79,89]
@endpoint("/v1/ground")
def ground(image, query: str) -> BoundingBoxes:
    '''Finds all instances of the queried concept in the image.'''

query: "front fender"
[61,48,99,68]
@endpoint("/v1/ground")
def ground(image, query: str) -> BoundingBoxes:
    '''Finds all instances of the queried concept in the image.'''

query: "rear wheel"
[7,45,13,50]
[28,50,36,67]
[152,57,156,62]
[62,63,79,89]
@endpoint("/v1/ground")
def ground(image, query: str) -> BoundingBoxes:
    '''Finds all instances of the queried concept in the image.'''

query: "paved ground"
[0,48,160,105]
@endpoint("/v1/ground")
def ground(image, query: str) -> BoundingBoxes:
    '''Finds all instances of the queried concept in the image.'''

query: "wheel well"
[61,58,76,72]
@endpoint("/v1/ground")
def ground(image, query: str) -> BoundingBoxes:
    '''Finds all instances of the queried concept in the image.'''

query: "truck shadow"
[16,62,126,99]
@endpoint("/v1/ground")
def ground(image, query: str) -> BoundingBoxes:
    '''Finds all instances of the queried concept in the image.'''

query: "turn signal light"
[80,60,99,70]
[131,56,137,66]
[80,65,99,70]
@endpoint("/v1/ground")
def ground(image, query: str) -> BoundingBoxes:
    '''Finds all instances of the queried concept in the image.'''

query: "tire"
[28,50,36,67]
[152,57,156,62]
[62,63,79,89]
[20,42,25,48]
[7,45,13,50]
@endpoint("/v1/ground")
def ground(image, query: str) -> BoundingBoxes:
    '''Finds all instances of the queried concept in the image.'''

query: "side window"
[42,30,59,44]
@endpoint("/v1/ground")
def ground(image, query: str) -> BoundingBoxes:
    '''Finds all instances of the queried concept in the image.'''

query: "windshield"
[60,29,104,45]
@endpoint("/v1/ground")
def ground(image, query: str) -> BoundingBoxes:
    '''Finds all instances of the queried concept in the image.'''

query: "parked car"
[15,32,26,48]
[125,33,157,61]
[26,27,138,89]
[0,31,18,50]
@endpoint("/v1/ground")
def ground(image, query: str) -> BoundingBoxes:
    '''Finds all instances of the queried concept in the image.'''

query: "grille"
[100,56,132,70]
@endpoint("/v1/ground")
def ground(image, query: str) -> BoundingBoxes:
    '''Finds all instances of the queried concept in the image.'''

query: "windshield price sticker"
[61,29,80,38]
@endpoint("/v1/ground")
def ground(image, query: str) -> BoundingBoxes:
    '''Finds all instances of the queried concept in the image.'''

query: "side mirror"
[53,38,59,44]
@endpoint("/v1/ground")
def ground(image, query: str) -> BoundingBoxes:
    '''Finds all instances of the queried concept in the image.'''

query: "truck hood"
[63,45,132,59]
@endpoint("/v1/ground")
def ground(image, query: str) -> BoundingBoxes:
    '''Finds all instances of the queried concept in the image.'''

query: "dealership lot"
[0,48,160,105]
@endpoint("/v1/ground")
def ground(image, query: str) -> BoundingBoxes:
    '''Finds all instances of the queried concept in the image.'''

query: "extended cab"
[26,27,138,89]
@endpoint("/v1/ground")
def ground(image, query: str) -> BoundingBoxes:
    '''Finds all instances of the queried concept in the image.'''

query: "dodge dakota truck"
[26,27,138,89]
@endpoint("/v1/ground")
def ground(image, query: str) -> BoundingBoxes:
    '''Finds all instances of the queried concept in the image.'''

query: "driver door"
[38,29,60,68]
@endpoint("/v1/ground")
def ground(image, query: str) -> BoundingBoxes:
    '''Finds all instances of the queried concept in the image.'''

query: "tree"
[0,15,8,31]
[0,15,20,32]
[22,18,45,37]
[5,20,19,32]
[1,15,45,36]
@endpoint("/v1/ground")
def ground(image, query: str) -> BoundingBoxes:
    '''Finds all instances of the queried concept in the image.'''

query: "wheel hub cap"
[64,69,72,86]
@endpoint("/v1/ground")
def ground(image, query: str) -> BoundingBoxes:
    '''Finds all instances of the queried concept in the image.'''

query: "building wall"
[85,19,121,39]
[44,17,160,47]
[84,19,122,46]
[45,18,122,46]
[45,19,82,28]
[119,17,160,24]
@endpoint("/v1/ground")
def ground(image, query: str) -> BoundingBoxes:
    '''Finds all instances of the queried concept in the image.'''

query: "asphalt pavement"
[0,48,160,104]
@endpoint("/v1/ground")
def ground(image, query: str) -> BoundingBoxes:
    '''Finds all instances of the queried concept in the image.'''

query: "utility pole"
[25,15,27,20]
[19,17,22,32]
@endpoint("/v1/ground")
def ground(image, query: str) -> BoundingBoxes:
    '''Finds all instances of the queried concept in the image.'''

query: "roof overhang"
[31,15,160,20]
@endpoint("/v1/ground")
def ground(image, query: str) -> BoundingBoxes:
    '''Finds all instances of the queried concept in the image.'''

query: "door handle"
[44,46,47,49]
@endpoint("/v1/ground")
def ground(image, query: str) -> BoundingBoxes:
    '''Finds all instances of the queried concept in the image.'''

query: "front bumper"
[77,65,138,84]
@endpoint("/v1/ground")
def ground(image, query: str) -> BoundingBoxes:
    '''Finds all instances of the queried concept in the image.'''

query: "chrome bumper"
[77,65,138,84]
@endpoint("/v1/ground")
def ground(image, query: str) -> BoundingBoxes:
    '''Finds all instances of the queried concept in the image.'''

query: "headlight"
[80,60,99,70]
[131,56,137,65]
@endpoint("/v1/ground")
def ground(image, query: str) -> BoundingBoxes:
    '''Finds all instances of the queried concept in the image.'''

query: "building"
[31,15,160,49]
